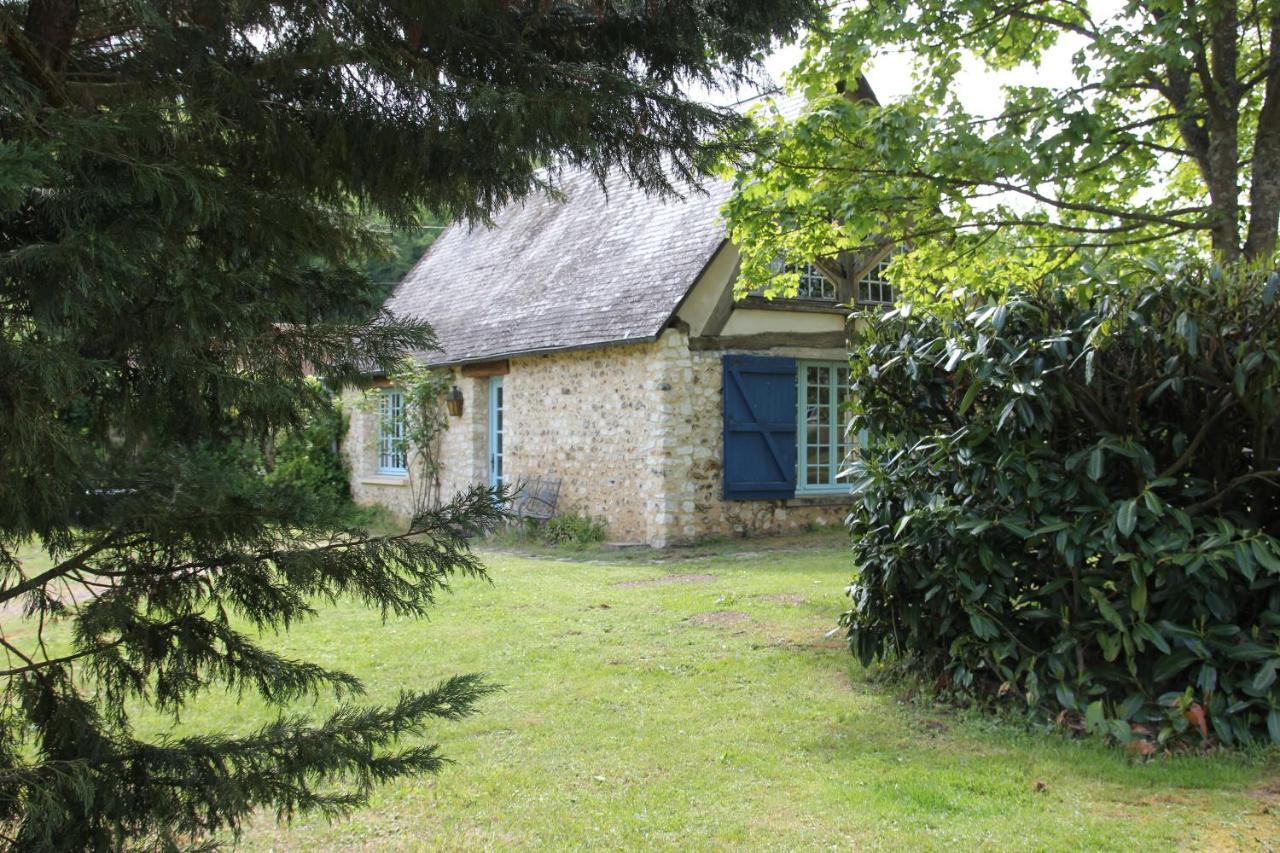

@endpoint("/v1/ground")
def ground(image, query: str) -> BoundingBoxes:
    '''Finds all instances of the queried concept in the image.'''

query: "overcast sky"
[743,7,1110,119]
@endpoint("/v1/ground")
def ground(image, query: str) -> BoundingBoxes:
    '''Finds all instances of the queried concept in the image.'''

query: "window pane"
[796,362,850,491]
[856,250,899,306]
[378,390,407,473]
[794,262,835,300]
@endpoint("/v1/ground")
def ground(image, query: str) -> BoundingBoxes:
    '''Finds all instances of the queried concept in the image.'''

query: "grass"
[32,535,1280,848]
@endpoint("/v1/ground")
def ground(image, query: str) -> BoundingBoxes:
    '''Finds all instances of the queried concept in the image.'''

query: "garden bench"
[511,475,561,521]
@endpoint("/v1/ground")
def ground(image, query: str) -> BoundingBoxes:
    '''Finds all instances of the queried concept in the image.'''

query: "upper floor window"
[761,257,837,302]
[793,262,837,301]
[757,249,902,306]
[378,389,407,475]
[857,250,899,306]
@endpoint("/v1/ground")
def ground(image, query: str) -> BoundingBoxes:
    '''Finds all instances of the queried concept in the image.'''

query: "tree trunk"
[1202,0,1242,263]
[1244,7,1280,262]
[23,0,79,74]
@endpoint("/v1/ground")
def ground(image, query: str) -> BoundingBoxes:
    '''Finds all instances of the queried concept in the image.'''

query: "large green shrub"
[261,379,352,510]
[842,263,1280,746]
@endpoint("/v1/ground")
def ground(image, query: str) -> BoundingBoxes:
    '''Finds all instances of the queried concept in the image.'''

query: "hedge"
[842,264,1280,746]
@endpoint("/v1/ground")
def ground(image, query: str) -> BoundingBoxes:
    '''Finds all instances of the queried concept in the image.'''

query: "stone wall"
[436,374,490,501]
[649,329,850,544]
[342,385,418,519]
[342,344,664,542]
[343,331,850,546]
[342,371,490,520]
[503,342,666,544]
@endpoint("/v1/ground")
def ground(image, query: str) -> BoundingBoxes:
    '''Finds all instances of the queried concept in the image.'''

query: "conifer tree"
[0,0,815,847]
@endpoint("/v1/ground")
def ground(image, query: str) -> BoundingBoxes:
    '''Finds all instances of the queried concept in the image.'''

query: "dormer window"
[762,257,838,301]
[794,262,836,301]
[757,248,901,306]
[856,250,899,306]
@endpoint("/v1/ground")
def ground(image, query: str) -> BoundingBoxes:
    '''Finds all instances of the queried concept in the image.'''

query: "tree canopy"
[724,0,1280,299]
[0,0,817,847]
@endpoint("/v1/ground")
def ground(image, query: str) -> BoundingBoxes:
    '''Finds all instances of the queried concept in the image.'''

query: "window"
[856,250,898,306]
[721,355,852,500]
[793,262,836,301]
[758,257,838,301]
[797,362,852,492]
[488,377,504,488]
[377,389,407,475]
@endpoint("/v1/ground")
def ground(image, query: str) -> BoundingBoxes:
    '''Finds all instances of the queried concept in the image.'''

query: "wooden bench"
[510,476,561,521]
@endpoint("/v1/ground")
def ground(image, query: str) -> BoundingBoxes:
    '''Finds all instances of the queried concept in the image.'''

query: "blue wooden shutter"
[722,355,797,500]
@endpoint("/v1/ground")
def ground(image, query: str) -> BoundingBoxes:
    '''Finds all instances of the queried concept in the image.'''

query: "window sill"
[360,475,409,487]
[786,493,850,507]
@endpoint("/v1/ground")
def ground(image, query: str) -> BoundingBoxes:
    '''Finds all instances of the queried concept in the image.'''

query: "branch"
[1007,7,1099,41]
[773,156,1210,231]
[0,641,119,678]
[1155,397,1236,481]
[1186,471,1280,515]
[0,535,119,605]
[0,5,69,105]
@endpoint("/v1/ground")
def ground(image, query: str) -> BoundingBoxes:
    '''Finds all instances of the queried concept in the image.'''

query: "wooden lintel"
[460,359,510,378]
[734,295,849,315]
[688,331,850,351]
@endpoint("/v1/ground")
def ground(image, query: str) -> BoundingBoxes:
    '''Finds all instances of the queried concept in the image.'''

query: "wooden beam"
[810,257,849,300]
[845,243,895,287]
[688,331,850,351]
[460,359,510,378]
[734,295,847,315]
[701,256,741,336]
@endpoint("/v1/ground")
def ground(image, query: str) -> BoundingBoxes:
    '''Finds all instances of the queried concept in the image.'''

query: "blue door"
[488,377,504,488]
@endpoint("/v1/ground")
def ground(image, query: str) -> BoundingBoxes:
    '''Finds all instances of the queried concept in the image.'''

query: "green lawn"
[110,535,1280,849]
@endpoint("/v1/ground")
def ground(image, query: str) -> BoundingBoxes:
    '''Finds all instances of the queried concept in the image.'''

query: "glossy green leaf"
[1116,499,1138,537]
[1252,660,1279,693]
[1087,447,1104,481]
[1252,539,1280,574]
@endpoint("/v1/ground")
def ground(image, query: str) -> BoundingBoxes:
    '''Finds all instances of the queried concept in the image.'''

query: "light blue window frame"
[795,361,851,494]
[377,389,408,475]
[488,377,504,488]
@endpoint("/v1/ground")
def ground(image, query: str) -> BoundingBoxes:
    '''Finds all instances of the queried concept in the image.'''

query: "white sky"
[745,40,1086,119]
[738,3,1125,118]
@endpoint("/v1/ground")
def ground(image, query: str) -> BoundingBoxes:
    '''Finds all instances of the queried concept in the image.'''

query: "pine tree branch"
[0,641,110,678]
[0,535,119,606]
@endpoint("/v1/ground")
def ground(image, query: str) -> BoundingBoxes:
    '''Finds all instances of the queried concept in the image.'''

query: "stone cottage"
[343,168,897,546]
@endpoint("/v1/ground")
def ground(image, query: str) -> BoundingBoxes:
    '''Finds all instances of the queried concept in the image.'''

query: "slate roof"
[386,167,732,366]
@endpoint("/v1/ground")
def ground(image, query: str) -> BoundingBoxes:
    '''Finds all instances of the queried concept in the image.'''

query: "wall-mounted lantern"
[446,385,464,417]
